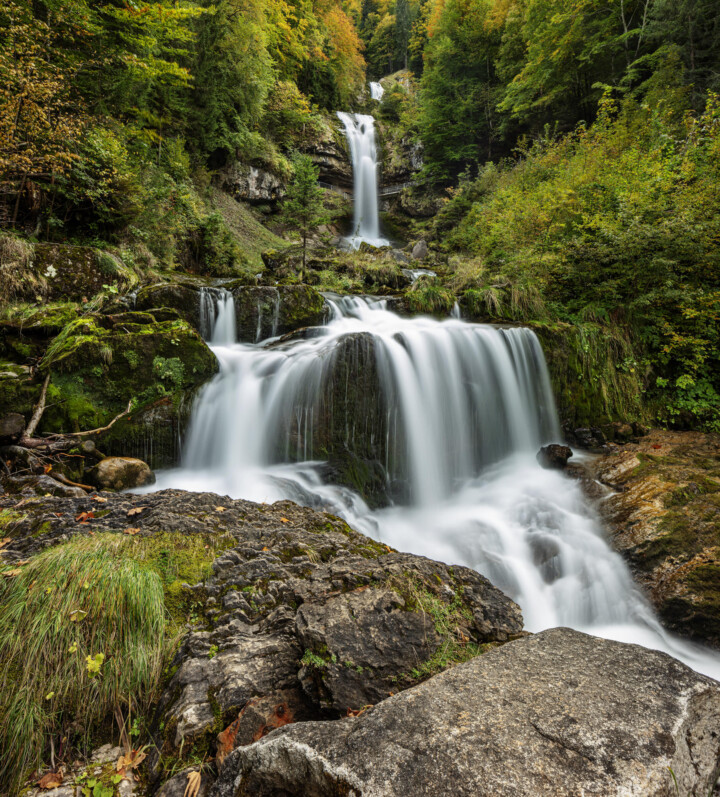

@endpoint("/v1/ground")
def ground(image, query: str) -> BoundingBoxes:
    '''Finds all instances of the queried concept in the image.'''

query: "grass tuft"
[0,535,165,794]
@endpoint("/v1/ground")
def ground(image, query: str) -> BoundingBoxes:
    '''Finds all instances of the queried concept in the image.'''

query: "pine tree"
[280,154,330,281]
[395,0,411,69]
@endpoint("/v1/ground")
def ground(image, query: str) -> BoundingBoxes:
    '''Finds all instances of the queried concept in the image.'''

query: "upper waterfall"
[337,112,389,249]
[369,82,384,101]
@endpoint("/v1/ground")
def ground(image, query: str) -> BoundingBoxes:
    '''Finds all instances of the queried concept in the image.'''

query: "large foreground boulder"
[212,627,720,797]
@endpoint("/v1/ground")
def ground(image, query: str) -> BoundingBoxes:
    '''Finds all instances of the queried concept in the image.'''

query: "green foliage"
[444,96,720,430]
[280,154,331,278]
[0,536,165,794]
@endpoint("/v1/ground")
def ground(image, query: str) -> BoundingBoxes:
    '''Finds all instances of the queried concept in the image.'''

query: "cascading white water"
[143,295,720,680]
[337,112,389,249]
[369,82,384,102]
[198,287,236,346]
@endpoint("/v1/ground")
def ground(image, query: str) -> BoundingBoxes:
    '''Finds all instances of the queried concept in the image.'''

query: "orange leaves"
[123,527,141,536]
[127,507,144,517]
[116,747,147,778]
[75,511,95,523]
[37,771,63,790]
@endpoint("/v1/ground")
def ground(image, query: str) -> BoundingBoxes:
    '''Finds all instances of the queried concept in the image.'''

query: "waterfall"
[369,82,384,102]
[142,297,720,680]
[198,287,236,346]
[337,112,389,249]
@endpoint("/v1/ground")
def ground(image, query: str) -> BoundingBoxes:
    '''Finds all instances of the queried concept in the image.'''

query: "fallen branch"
[19,401,133,451]
[24,372,50,439]
[70,400,133,438]
[52,472,93,492]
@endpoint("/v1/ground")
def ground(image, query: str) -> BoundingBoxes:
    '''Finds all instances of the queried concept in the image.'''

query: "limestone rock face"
[587,430,720,648]
[211,627,720,797]
[223,165,286,204]
[88,457,155,491]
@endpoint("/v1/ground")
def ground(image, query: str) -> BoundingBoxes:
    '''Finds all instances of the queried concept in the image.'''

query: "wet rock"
[135,283,202,327]
[588,430,720,648]
[88,457,155,491]
[572,426,606,449]
[0,412,25,443]
[231,285,326,342]
[536,444,573,469]
[411,239,428,260]
[212,628,720,797]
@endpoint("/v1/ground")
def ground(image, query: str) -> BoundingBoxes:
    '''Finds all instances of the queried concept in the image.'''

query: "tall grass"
[0,535,165,794]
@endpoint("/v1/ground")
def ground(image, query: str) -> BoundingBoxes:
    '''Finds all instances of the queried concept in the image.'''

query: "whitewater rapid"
[141,295,720,680]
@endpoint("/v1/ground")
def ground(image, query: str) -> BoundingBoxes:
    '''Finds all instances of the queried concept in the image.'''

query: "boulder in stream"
[537,443,573,469]
[211,627,720,797]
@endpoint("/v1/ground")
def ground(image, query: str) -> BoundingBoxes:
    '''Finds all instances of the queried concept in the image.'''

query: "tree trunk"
[302,233,307,283]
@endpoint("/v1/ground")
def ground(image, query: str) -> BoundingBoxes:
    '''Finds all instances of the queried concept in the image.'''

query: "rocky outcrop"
[88,457,155,491]
[212,627,720,797]
[222,164,286,204]
[587,430,720,648]
[302,117,352,189]
[231,285,326,342]
[0,488,522,782]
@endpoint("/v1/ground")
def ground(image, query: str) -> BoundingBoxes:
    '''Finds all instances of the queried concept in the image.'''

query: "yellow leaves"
[69,642,78,653]
[86,652,105,677]
[280,517,290,523]
[69,609,88,622]
[183,771,202,797]
[215,506,226,512]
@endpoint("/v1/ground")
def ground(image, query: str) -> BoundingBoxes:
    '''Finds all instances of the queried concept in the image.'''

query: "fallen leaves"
[0,537,10,550]
[215,506,226,512]
[37,771,63,789]
[92,495,108,503]
[183,771,202,797]
[123,527,140,535]
[75,511,95,523]
[69,609,88,622]
[127,507,144,517]
[280,517,290,523]
[116,747,147,778]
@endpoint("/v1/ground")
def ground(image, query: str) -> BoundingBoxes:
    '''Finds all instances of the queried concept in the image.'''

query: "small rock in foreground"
[212,628,720,797]
[88,456,155,491]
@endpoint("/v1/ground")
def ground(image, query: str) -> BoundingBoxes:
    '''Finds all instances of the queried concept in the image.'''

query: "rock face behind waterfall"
[212,628,720,797]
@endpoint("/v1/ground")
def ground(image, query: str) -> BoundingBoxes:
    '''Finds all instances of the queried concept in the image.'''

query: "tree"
[280,154,329,281]
[395,0,411,68]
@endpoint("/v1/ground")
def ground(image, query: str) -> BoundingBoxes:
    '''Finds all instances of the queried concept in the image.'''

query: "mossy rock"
[531,321,646,430]
[232,285,326,342]
[37,312,218,436]
[32,244,124,301]
[0,364,39,418]
[134,283,204,328]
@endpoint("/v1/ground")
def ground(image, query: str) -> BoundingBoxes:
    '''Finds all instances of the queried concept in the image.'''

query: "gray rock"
[211,628,720,797]
[0,412,25,443]
[223,164,286,204]
[411,239,429,260]
[536,444,573,469]
[88,457,155,491]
